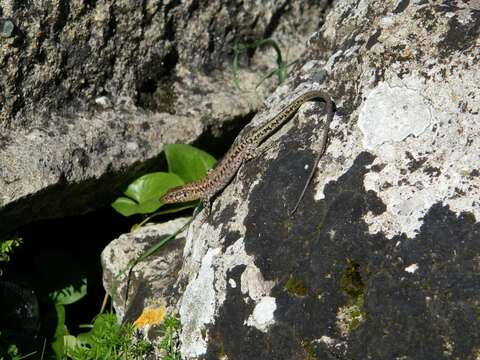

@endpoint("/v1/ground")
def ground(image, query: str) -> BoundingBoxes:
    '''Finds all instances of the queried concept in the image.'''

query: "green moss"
[475,305,480,321]
[347,296,365,332]
[216,344,226,359]
[301,339,316,360]
[340,259,364,299]
[284,275,308,296]
[284,218,293,232]
[338,259,366,335]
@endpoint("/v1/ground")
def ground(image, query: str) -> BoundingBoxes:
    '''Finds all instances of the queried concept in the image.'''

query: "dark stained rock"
[0,281,40,350]
[103,0,480,359]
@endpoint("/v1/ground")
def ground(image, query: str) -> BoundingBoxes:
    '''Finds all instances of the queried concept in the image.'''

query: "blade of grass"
[123,216,194,310]
[232,43,241,89]
[133,203,198,231]
[255,38,283,67]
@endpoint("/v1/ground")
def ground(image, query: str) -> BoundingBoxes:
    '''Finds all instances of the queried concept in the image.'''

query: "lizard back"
[160,89,333,206]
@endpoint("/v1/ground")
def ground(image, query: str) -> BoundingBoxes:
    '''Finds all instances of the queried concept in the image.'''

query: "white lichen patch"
[180,247,220,358]
[358,74,480,238]
[215,239,256,306]
[313,109,360,202]
[240,265,275,302]
[179,208,257,358]
[442,336,454,357]
[336,302,365,338]
[314,336,347,356]
[246,296,277,333]
[316,336,336,346]
[182,219,222,273]
[404,263,419,274]
[358,83,431,150]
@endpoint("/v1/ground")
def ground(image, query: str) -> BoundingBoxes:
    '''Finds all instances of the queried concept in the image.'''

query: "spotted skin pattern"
[160,90,334,218]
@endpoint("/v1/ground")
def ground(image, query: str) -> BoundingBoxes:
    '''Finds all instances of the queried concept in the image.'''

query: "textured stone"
[171,1,480,359]
[0,0,327,235]
[101,218,189,323]
[106,0,479,359]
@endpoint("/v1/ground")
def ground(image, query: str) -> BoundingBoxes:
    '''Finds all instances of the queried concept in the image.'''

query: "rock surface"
[0,0,328,235]
[178,1,480,358]
[95,1,480,360]
[104,1,480,359]
[101,217,190,323]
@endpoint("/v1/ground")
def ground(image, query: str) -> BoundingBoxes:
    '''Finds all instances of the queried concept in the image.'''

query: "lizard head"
[160,185,201,204]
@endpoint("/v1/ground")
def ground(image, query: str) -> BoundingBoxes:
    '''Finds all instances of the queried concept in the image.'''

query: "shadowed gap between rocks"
[0,105,259,354]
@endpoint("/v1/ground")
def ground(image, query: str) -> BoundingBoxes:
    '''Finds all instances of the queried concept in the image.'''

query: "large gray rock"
[104,0,480,359]
[101,217,188,320]
[0,0,328,235]
[101,217,189,359]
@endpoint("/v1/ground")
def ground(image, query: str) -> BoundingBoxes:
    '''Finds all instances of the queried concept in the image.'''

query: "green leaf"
[124,172,184,203]
[64,313,152,359]
[0,236,22,264]
[255,38,283,66]
[112,172,184,216]
[63,335,84,356]
[51,304,67,359]
[48,277,87,305]
[164,144,216,183]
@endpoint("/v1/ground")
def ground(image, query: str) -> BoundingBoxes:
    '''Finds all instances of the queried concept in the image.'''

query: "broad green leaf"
[112,197,162,217]
[165,144,216,183]
[125,172,184,203]
[49,277,87,305]
[112,172,184,216]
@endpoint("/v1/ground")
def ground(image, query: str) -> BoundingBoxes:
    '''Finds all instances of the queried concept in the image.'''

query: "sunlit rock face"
[100,0,479,358]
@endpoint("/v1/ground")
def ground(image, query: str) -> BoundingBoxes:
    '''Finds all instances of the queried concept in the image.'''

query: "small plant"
[159,315,181,360]
[338,259,366,335]
[64,313,152,359]
[0,341,29,360]
[112,144,216,316]
[0,237,33,359]
[232,38,297,90]
[0,235,22,276]
[112,144,216,228]
[284,274,308,296]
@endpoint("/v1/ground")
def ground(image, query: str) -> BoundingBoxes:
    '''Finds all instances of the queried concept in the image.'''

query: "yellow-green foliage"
[0,236,22,276]
[284,275,308,296]
[339,259,366,334]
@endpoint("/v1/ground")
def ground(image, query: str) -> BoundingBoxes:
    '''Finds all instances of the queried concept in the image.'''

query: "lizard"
[160,89,334,218]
